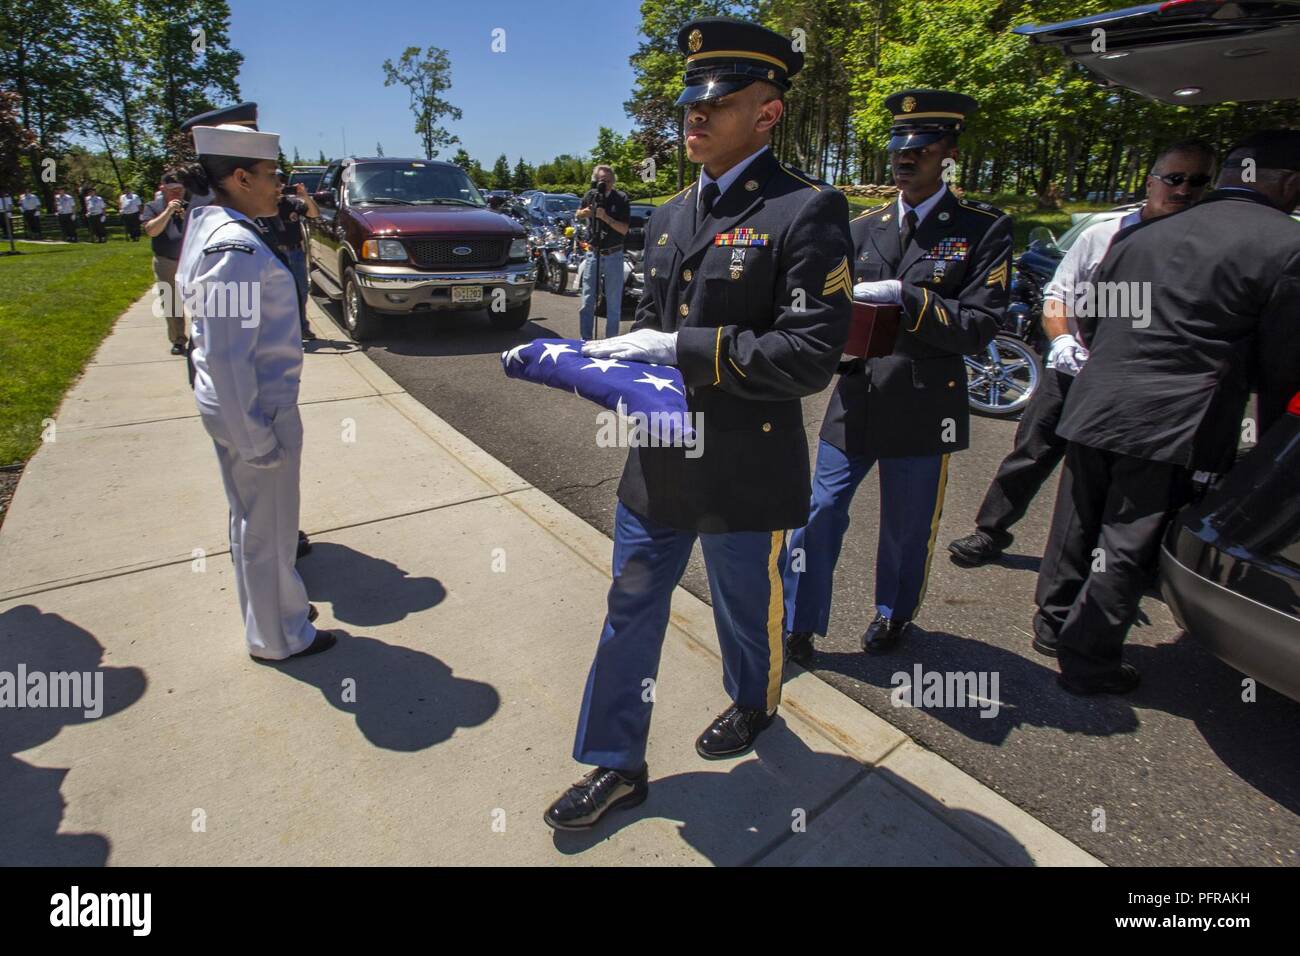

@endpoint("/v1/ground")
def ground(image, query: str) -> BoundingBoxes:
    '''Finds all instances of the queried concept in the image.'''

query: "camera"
[590,179,608,206]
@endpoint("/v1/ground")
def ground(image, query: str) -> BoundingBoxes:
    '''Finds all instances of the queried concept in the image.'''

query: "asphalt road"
[311,284,1299,867]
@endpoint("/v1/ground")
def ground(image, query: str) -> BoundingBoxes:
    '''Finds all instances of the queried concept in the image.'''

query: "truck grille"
[407,238,508,269]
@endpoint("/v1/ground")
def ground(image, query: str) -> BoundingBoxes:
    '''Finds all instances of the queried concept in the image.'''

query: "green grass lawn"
[0,239,155,466]
[645,189,1112,251]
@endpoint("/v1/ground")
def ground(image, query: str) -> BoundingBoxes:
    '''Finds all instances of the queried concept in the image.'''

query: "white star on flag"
[504,342,534,366]
[634,372,682,395]
[540,342,577,364]
[581,358,629,373]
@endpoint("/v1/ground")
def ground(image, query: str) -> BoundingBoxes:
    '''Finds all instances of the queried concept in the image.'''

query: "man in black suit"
[543,17,852,830]
[784,90,1012,665]
[1035,129,1300,695]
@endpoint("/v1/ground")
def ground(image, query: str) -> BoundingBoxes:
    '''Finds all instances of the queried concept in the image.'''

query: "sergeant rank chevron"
[823,257,853,299]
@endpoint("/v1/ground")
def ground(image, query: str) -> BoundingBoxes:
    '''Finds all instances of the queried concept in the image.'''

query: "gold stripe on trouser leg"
[765,530,786,713]
[913,454,951,615]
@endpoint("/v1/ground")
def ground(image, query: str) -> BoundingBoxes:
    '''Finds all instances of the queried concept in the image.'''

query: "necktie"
[697,181,721,228]
[899,208,918,255]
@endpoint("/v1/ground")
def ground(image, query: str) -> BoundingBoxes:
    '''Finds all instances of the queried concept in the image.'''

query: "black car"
[1016,0,1300,701]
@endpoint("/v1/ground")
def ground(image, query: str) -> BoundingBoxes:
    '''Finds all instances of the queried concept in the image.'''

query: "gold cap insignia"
[688,29,703,53]
[902,95,917,112]
[767,70,775,80]
[744,179,758,191]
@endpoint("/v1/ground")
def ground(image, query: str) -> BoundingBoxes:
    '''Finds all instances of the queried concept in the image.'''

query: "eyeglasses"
[1149,172,1212,188]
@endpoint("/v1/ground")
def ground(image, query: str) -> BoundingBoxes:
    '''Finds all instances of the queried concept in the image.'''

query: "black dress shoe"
[170,343,185,355]
[1031,631,1059,657]
[296,530,312,559]
[695,704,775,759]
[1058,662,1140,696]
[861,614,912,654]
[543,765,649,830]
[786,630,814,667]
[308,604,319,623]
[250,629,337,664]
[948,530,1008,566]
[1031,613,1059,657]
[301,328,317,342]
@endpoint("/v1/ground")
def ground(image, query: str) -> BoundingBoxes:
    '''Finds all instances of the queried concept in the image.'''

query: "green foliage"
[511,157,534,191]
[491,154,511,190]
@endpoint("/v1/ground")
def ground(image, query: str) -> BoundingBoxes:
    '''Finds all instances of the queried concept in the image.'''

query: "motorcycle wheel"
[966,334,1041,417]
[547,257,567,293]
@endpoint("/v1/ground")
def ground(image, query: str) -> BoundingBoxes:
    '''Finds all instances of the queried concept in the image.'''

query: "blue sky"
[228,0,645,166]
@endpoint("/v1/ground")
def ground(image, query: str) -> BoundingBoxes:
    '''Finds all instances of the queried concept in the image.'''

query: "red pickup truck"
[305,157,535,340]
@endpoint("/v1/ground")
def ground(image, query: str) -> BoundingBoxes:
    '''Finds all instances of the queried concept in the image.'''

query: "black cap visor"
[888,129,955,152]
[676,76,757,106]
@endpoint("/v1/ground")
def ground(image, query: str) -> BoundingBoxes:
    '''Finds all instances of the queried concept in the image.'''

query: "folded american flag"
[500,338,693,438]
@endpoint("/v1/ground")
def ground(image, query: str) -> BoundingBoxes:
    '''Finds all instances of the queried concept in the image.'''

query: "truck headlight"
[361,238,406,260]
[508,238,529,262]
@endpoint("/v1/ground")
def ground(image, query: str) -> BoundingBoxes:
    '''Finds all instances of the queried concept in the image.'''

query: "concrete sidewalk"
[0,292,1100,866]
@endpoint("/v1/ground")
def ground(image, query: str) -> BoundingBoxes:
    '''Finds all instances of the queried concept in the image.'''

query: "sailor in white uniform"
[176,120,335,663]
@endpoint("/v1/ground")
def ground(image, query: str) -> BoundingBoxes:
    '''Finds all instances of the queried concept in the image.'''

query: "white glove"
[853,279,902,304]
[581,328,678,365]
[1046,333,1089,376]
[245,445,285,469]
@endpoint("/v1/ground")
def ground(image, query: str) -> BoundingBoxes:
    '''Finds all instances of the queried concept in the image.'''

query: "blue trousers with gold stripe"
[574,502,786,773]
[784,440,949,635]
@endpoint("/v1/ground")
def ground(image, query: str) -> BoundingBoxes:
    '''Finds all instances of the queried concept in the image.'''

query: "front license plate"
[452,285,483,304]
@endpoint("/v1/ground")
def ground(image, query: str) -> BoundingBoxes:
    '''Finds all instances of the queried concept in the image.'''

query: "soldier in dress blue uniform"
[543,17,853,830]
[783,90,1013,664]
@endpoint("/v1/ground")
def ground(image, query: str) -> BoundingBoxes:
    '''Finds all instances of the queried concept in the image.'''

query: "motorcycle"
[965,226,1058,417]
[531,221,571,294]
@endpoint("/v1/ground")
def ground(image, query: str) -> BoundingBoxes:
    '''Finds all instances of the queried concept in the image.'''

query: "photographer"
[142,170,191,354]
[573,164,630,339]
[255,170,320,341]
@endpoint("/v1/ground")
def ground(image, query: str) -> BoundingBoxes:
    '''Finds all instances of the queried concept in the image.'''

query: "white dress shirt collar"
[896,184,948,229]
[699,145,770,208]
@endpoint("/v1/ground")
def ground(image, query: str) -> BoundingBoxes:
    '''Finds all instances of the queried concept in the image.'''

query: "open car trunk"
[1014,0,1300,105]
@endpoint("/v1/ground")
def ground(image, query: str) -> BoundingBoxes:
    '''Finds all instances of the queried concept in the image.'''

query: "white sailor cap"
[191,123,280,161]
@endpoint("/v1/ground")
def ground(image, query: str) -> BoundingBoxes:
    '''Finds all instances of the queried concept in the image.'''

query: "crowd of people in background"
[0,183,180,244]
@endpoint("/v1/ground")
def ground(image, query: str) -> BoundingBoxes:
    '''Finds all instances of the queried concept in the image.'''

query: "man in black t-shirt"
[256,171,320,340]
[574,164,631,339]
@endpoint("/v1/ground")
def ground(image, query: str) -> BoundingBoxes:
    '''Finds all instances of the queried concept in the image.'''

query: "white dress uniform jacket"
[85,195,105,216]
[55,193,76,215]
[20,193,41,211]
[119,193,142,215]
[178,203,314,659]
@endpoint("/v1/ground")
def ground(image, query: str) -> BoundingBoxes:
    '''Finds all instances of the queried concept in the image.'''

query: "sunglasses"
[1149,172,1212,188]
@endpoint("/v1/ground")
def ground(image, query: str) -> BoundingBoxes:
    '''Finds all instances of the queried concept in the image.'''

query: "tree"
[375,141,384,157]
[381,46,462,159]
[317,150,327,164]
[511,157,534,191]
[135,0,243,136]
[625,0,736,189]
[451,147,487,187]
[491,154,511,190]
[293,146,301,164]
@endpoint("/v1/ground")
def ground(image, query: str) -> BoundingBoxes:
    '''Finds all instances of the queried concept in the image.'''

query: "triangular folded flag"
[501,338,693,440]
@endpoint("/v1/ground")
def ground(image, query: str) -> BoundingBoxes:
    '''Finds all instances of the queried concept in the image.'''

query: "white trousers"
[201,405,315,659]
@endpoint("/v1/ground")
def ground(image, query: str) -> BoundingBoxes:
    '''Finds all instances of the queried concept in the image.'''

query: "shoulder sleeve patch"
[203,239,256,256]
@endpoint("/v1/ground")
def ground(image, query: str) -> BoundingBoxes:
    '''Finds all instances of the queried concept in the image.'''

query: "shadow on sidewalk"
[808,628,1141,744]
[265,632,499,752]
[0,605,147,866]
[297,542,446,626]
[549,730,1036,866]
